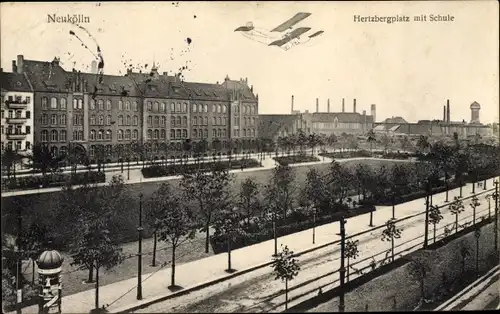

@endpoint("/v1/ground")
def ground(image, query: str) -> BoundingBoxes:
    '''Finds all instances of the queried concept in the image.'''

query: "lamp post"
[494,180,499,255]
[423,181,430,249]
[137,193,144,300]
[338,216,347,312]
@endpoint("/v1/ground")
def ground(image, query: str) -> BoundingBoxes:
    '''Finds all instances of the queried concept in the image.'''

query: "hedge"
[210,204,376,254]
[319,150,373,159]
[141,158,261,178]
[1,171,106,192]
[273,155,320,166]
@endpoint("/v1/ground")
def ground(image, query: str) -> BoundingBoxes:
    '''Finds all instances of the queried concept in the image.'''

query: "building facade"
[7,54,259,162]
[0,69,35,156]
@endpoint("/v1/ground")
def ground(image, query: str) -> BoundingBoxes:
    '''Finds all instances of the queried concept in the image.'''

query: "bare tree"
[271,244,300,311]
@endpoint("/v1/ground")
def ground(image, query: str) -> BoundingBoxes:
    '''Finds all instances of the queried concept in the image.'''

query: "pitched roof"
[312,112,374,123]
[0,72,32,92]
[184,82,230,101]
[257,114,298,139]
[220,77,257,102]
[126,71,170,98]
[21,60,68,92]
[382,116,408,124]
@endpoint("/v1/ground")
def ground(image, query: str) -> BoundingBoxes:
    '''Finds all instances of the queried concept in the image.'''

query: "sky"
[1,1,499,123]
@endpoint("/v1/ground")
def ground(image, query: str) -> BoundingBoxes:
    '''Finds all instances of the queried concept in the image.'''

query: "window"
[51,130,58,141]
[217,104,222,113]
[244,117,247,126]
[147,129,152,139]
[50,146,58,156]
[118,115,123,125]
[41,130,48,142]
[193,129,198,138]
[154,116,159,127]
[160,129,166,139]
[204,104,208,113]
[78,99,83,109]
[51,114,57,125]
[153,102,159,112]
[98,99,104,110]
[212,104,216,113]
[125,129,131,140]
[133,115,138,126]
[90,99,96,110]
[223,128,226,137]
[26,96,31,104]
[217,129,221,138]
[218,117,222,125]
[182,103,187,113]
[59,114,66,125]
[161,116,166,126]
[154,129,159,139]
[193,117,198,125]
[8,110,13,118]
[204,129,208,138]
[26,141,31,150]
[60,98,67,110]
[176,103,181,112]
[125,101,130,111]
[182,129,187,138]
[170,129,175,139]
[160,102,166,112]
[90,115,96,125]
[132,129,138,140]
[106,115,111,125]
[174,116,180,126]
[147,102,152,112]
[72,131,77,141]
[176,129,181,139]
[147,116,152,126]
[126,115,131,126]
[204,117,208,125]
[193,104,197,112]
[97,130,103,140]
[132,101,138,111]
[15,126,21,135]
[60,145,67,156]
[118,101,123,110]
[106,130,112,140]
[106,100,112,111]
[223,105,227,113]
[16,110,22,118]
[252,117,255,125]
[198,104,202,113]
[90,130,96,140]
[90,145,95,157]
[182,116,187,126]
[59,130,67,141]
[99,115,104,125]
[117,129,123,140]
[170,102,175,112]
[73,99,77,109]
[213,129,217,137]
[50,97,57,109]
[171,116,176,127]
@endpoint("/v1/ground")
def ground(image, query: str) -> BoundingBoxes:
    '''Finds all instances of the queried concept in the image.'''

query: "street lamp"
[338,216,347,312]
[137,193,144,300]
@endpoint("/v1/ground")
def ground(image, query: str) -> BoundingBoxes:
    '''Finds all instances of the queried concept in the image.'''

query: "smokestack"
[342,98,345,112]
[91,60,98,74]
[353,98,357,113]
[316,98,319,113]
[327,99,330,113]
[12,60,17,73]
[443,106,446,122]
[16,55,24,74]
[446,99,450,123]
[371,104,376,123]
[291,95,294,114]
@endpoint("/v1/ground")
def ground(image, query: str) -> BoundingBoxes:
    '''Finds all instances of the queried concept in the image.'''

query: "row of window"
[233,104,257,115]
[2,125,31,135]
[40,130,68,142]
[5,95,31,104]
[233,128,256,137]
[193,116,227,126]
[193,128,227,139]
[41,114,66,126]
[2,141,31,151]
[41,97,84,110]
[2,110,31,119]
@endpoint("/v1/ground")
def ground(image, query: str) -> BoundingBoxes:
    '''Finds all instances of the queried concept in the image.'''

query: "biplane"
[235,12,324,50]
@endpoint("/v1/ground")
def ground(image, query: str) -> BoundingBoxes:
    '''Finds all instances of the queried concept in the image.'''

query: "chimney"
[291,95,294,114]
[342,98,345,112]
[353,98,357,113]
[327,98,330,113]
[163,72,168,76]
[446,99,450,123]
[12,60,17,73]
[91,60,98,74]
[371,104,376,123]
[363,110,366,115]
[316,98,319,113]
[443,105,446,122]
[17,55,24,74]
[250,85,253,92]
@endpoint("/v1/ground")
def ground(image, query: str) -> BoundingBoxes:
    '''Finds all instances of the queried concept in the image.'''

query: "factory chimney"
[443,105,446,122]
[291,95,294,114]
[327,98,330,113]
[446,99,450,123]
[316,98,319,113]
[353,98,357,113]
[342,98,345,112]
[371,104,376,123]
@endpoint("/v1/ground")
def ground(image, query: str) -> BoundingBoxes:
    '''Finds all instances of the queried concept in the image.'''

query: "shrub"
[319,150,373,159]
[1,171,105,192]
[273,155,320,165]
[141,159,261,178]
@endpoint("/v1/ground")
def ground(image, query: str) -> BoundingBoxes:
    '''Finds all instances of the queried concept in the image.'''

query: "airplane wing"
[271,12,312,32]
[269,27,311,47]
[308,30,324,38]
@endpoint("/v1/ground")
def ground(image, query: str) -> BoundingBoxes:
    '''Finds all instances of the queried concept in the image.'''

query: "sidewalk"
[15,177,499,314]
